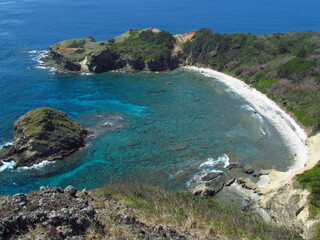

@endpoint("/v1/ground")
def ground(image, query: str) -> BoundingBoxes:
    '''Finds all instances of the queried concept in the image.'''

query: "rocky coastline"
[1,28,319,239]
[0,107,89,168]
[43,28,187,74]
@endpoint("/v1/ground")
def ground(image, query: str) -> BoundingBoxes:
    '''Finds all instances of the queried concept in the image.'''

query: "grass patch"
[96,183,302,240]
[252,77,278,93]
[297,162,320,208]
[277,57,317,79]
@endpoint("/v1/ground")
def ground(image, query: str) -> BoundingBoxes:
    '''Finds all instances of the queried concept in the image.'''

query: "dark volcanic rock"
[0,186,103,240]
[87,49,120,73]
[44,29,181,74]
[226,163,255,175]
[201,171,223,181]
[193,172,226,197]
[0,107,89,167]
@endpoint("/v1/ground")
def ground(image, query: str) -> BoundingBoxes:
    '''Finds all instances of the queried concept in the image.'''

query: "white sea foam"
[186,169,223,188]
[225,86,239,95]
[259,126,267,137]
[187,154,229,188]
[102,121,115,127]
[28,50,49,66]
[80,72,94,76]
[0,161,15,172]
[169,170,185,179]
[241,104,255,112]
[185,66,308,171]
[199,154,230,169]
[18,160,55,171]
[252,112,264,123]
[0,141,13,149]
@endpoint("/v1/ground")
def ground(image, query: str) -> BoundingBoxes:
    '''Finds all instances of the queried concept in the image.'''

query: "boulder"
[237,177,257,190]
[193,173,226,197]
[0,186,103,240]
[201,171,223,181]
[226,163,255,175]
[0,107,89,167]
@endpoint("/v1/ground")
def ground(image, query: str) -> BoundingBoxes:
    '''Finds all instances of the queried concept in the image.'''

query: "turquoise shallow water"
[0,70,292,195]
[1,0,320,195]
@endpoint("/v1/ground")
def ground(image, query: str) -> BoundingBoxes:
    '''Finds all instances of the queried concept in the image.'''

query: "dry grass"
[89,183,302,240]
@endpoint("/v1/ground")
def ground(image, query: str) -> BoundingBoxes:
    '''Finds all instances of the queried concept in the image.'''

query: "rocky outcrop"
[0,186,188,240]
[44,28,182,73]
[0,107,89,167]
[0,186,103,240]
[259,182,318,239]
[192,172,226,197]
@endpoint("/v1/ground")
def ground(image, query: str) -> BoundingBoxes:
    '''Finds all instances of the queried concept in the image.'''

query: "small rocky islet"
[0,107,89,168]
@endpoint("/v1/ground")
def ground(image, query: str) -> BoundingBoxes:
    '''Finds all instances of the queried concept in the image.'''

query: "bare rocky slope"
[0,185,301,240]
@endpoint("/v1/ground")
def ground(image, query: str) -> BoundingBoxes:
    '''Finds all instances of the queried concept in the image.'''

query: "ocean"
[0,0,319,195]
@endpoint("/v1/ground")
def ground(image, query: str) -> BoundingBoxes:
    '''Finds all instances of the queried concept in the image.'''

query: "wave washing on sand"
[185,66,308,172]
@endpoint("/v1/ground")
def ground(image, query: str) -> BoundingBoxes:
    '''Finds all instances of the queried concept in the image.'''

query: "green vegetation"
[108,28,175,60]
[14,107,84,140]
[0,107,88,167]
[92,183,302,240]
[277,57,317,79]
[297,162,320,209]
[50,28,320,133]
[51,29,175,62]
[184,28,320,134]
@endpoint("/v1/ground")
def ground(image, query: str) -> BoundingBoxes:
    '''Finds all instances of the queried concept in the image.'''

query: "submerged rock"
[165,143,190,151]
[0,107,89,167]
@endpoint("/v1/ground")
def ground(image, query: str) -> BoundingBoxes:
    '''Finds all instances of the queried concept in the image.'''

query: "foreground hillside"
[0,184,301,240]
[44,28,320,134]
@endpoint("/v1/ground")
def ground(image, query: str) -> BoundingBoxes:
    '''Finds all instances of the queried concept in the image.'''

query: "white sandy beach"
[184,66,309,174]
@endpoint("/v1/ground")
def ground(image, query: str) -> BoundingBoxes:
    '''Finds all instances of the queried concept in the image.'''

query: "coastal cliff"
[0,107,89,168]
[46,28,181,73]
[44,28,320,135]
[32,28,320,239]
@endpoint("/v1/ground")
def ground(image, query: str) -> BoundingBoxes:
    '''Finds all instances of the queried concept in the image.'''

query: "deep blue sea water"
[1,0,320,195]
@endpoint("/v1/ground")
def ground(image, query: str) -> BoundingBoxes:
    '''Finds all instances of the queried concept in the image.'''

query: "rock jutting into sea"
[42,28,320,135]
[0,107,89,168]
[43,28,190,73]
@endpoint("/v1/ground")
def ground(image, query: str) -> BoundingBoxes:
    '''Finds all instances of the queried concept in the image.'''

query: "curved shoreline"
[184,66,308,172]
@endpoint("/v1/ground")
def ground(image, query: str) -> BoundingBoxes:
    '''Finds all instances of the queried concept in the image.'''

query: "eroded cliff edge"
[44,28,191,73]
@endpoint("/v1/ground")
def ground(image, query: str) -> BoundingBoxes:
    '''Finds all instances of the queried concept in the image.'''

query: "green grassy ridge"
[297,162,320,210]
[296,162,320,238]
[51,29,175,62]
[95,183,302,240]
[183,28,320,134]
